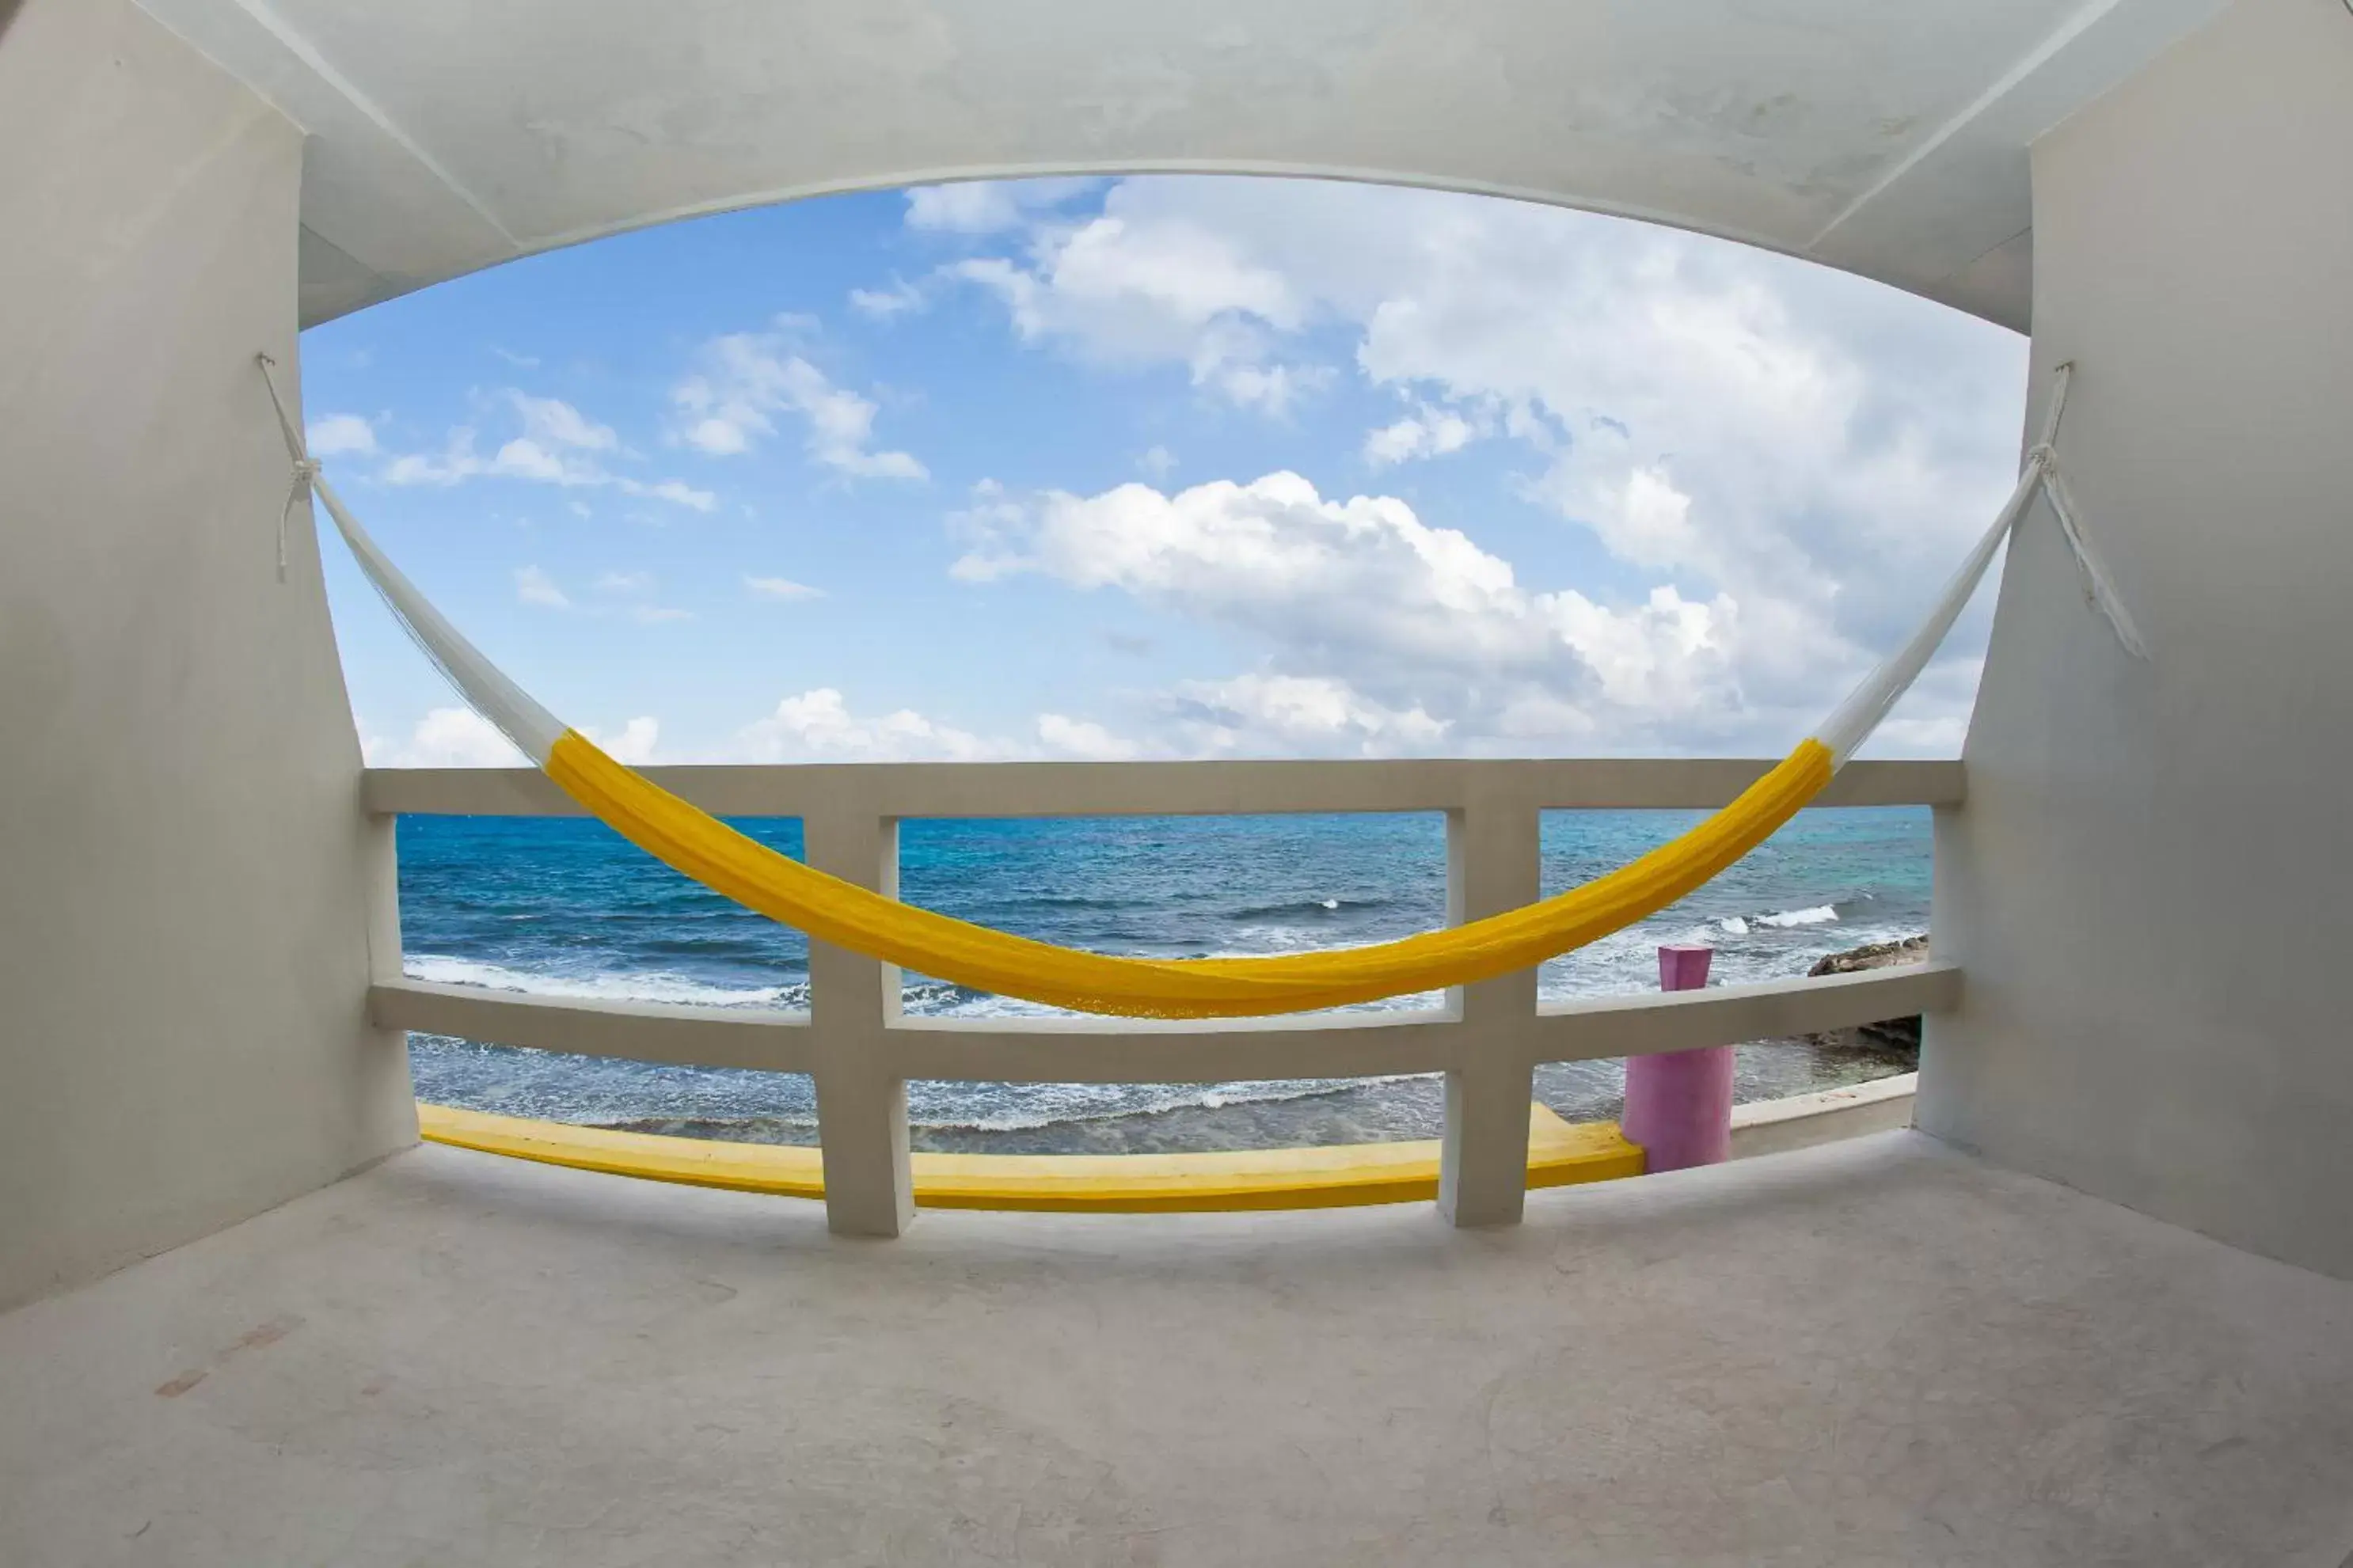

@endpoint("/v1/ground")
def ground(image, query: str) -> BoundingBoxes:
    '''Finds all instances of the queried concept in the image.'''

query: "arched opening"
[315,173,2017,1183]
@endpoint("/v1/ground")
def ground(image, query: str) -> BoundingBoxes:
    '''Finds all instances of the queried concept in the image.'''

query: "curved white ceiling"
[137,0,2220,330]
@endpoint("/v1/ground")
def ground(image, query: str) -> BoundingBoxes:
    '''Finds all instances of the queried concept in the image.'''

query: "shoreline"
[587,935,1929,1154]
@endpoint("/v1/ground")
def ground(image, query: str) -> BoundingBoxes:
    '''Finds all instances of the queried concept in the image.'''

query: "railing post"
[803,805,914,1238]
[361,807,422,1143]
[1439,781,1542,1228]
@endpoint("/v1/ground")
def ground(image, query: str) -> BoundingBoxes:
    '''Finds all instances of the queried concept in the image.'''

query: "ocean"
[401,807,1930,1151]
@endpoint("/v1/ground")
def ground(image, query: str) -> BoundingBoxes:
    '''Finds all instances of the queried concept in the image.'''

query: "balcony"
[9,1128,2353,1565]
[13,0,2353,1559]
[363,756,1961,1233]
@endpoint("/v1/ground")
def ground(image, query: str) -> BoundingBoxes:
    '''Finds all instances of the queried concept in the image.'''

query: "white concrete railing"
[361,757,1963,1236]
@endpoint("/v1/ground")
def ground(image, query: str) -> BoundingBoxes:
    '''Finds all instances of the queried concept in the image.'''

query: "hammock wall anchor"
[264,355,2138,1018]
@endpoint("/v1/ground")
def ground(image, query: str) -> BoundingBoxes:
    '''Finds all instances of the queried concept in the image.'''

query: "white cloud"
[514,565,570,608]
[745,575,823,601]
[306,413,378,457]
[1036,713,1145,761]
[614,476,717,511]
[519,566,686,621]
[735,689,1014,763]
[1363,405,1483,466]
[580,716,660,763]
[679,416,747,457]
[364,707,525,768]
[1165,674,1448,756]
[1138,445,1176,480]
[484,436,587,484]
[370,693,1145,769]
[380,432,488,486]
[1872,713,1969,752]
[960,216,1301,334]
[1209,361,1329,416]
[937,176,2026,753]
[903,178,1097,234]
[671,328,926,480]
[952,471,1773,754]
[448,393,618,488]
[509,391,615,452]
[947,201,1326,413]
[849,276,926,319]
[379,391,711,508]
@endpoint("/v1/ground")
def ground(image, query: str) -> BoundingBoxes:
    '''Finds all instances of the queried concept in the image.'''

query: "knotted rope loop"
[256,352,319,582]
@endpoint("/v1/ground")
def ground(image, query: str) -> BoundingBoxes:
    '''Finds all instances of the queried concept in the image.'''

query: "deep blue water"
[401,807,1930,1146]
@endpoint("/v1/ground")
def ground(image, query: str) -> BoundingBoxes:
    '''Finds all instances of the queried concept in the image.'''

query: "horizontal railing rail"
[371,981,815,1075]
[361,757,1962,1236]
[370,964,1956,1083]
[363,757,1963,818]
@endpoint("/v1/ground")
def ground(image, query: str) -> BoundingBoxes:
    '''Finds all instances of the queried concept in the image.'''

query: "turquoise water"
[400,807,1929,1148]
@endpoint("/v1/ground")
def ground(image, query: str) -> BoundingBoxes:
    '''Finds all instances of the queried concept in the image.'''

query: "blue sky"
[300,176,2028,767]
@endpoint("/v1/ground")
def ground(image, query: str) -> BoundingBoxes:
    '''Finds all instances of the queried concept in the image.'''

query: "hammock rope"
[265,357,2134,1018]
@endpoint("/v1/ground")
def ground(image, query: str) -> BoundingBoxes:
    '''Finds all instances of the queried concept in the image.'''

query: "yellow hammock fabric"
[548,730,1832,1018]
[267,355,2125,1019]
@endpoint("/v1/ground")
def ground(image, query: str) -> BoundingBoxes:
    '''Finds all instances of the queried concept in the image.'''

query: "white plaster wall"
[0,0,413,1309]
[1922,0,2353,1277]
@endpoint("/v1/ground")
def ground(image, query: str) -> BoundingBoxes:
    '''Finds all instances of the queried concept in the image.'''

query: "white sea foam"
[905,1072,1435,1133]
[1535,908,1923,1004]
[1755,905,1839,928]
[411,904,1910,1136]
[903,985,1060,1020]
[906,978,1446,1021]
[404,955,804,1010]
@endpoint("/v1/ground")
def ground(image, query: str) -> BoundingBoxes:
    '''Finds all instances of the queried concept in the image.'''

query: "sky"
[298,175,2030,769]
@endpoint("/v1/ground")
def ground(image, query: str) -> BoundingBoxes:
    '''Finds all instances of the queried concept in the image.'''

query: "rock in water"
[1808,934,1929,1051]
[1808,934,1929,979]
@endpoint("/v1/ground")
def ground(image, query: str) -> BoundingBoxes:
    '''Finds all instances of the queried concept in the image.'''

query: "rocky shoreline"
[1805,933,1930,1052]
[597,935,1935,1152]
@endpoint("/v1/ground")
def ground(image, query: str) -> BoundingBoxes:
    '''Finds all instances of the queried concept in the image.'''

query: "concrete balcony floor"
[6,1132,2351,1566]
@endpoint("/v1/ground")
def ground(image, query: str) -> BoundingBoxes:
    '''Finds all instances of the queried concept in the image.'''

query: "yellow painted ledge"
[416,1102,1645,1213]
